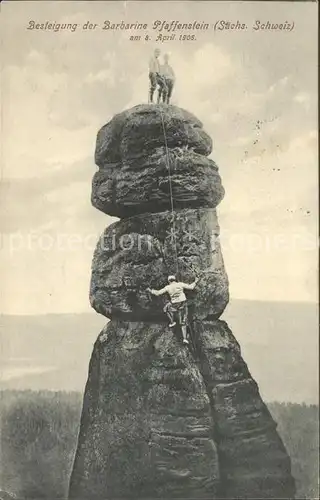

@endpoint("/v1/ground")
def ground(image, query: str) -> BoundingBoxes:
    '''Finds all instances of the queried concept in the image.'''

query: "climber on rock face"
[147,275,198,345]
[148,48,167,104]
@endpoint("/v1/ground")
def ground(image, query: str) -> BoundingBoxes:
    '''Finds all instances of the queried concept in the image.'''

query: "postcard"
[0,1,318,499]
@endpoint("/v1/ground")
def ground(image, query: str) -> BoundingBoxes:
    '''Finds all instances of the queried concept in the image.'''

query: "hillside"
[0,299,318,403]
[0,391,318,500]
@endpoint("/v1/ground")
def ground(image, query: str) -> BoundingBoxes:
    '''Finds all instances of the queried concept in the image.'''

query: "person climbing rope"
[148,48,167,104]
[147,275,198,345]
[159,53,175,104]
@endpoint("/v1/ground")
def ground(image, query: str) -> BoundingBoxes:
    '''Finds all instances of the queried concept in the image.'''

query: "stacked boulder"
[68,105,295,499]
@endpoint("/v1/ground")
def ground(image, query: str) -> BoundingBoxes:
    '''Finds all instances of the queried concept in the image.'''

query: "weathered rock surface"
[69,320,220,499]
[95,104,212,166]
[193,320,295,499]
[92,148,224,217]
[69,104,295,500]
[90,208,229,321]
[69,320,295,499]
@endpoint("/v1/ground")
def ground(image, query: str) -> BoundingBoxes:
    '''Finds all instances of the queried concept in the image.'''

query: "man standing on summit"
[148,48,167,103]
[160,53,175,104]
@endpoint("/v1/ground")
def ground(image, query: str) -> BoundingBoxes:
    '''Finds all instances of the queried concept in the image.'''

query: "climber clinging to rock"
[148,48,167,103]
[147,275,198,345]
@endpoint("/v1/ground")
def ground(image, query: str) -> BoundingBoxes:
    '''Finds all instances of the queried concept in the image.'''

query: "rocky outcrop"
[92,149,224,217]
[93,105,220,218]
[193,320,295,499]
[69,104,295,499]
[69,320,220,499]
[90,208,229,321]
[95,105,212,166]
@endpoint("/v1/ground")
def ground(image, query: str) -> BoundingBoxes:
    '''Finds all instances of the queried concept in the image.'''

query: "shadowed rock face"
[69,320,295,500]
[92,148,224,217]
[69,105,295,500]
[95,104,212,166]
[90,208,229,321]
[193,321,295,499]
[92,104,220,218]
[69,320,221,500]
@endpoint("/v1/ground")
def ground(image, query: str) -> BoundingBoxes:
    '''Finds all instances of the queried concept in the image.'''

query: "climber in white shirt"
[147,275,198,345]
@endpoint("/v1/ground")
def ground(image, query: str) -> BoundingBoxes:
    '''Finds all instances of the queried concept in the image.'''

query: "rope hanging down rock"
[158,105,199,356]
[158,105,179,276]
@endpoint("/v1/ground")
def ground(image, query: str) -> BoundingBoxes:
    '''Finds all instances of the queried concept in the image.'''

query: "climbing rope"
[157,105,201,356]
[159,106,199,355]
[158,105,179,276]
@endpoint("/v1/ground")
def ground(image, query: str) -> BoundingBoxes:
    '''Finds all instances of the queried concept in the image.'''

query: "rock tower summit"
[68,104,295,499]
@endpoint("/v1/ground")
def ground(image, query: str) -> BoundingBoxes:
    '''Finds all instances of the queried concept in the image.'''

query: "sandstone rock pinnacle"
[68,104,295,499]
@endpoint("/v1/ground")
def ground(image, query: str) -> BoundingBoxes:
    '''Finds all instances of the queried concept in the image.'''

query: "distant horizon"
[1,299,318,402]
[1,296,318,317]
[1,1,317,315]
[0,1,317,405]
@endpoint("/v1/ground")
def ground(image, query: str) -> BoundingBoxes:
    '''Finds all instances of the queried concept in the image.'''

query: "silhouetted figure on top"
[159,53,175,104]
[148,48,167,103]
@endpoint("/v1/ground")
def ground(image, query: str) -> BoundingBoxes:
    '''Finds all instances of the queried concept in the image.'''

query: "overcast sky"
[0,1,318,315]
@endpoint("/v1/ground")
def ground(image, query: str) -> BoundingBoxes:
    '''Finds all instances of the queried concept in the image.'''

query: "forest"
[0,390,318,500]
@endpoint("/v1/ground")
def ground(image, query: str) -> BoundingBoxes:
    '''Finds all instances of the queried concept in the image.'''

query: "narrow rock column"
[68,105,295,500]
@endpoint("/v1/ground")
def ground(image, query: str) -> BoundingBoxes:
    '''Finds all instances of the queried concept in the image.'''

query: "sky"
[0,0,318,315]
